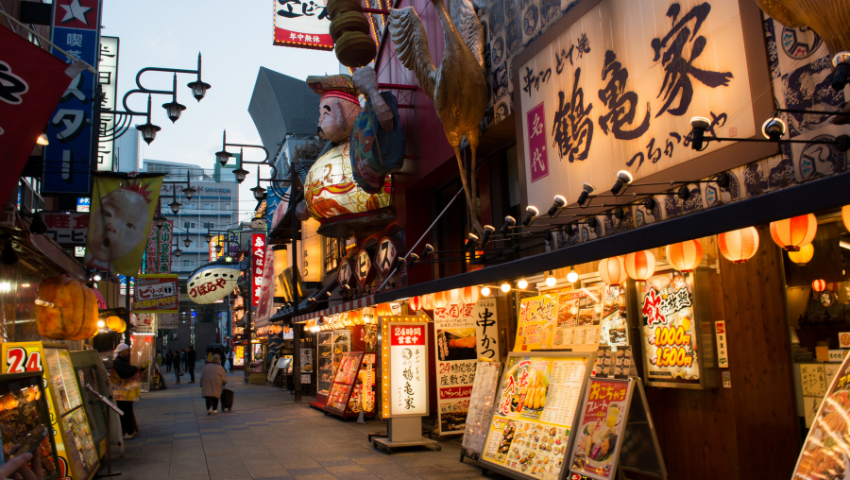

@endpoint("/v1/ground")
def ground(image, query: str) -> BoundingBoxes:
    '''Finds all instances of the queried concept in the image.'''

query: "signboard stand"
[373,417,441,453]
[86,384,123,479]
[459,360,503,463]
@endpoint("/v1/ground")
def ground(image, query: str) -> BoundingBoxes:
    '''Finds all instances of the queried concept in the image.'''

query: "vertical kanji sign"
[145,219,173,274]
[97,36,118,172]
[252,234,267,306]
[389,323,429,417]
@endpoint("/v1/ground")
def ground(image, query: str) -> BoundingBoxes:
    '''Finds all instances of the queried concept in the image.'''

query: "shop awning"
[291,294,376,323]
[374,170,850,301]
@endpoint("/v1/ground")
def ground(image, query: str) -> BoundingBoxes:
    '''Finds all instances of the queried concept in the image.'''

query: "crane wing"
[388,7,438,99]
[449,0,484,68]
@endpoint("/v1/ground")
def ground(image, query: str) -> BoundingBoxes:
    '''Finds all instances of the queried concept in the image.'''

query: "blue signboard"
[76,197,90,212]
[42,0,102,195]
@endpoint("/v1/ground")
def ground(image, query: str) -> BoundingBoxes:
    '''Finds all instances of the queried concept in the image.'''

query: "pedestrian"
[200,354,227,415]
[113,343,147,439]
[165,350,172,372]
[186,346,197,384]
[156,350,162,367]
[219,351,226,368]
[173,351,182,384]
[227,350,234,372]
[183,347,190,372]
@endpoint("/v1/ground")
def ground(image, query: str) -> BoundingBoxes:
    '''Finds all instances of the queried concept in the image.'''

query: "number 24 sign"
[6,347,42,373]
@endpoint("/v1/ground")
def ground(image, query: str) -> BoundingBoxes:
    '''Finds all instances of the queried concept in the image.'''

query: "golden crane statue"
[388,0,489,236]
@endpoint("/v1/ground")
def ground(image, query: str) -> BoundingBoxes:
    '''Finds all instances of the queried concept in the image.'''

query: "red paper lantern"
[598,256,627,286]
[433,291,449,309]
[421,294,434,310]
[812,279,827,292]
[718,227,760,264]
[624,250,657,281]
[462,286,480,304]
[666,240,703,273]
[843,205,850,232]
[769,214,817,251]
[409,296,422,312]
[376,303,393,317]
[449,288,461,305]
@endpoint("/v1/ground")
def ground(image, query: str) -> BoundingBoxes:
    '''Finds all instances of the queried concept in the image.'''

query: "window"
[204,222,215,229]
[183,259,196,267]
[325,236,341,274]
[225,204,230,210]
[183,222,196,229]
[204,203,216,210]
[189,203,197,209]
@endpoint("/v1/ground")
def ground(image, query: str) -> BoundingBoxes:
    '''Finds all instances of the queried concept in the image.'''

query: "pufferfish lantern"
[295,67,406,239]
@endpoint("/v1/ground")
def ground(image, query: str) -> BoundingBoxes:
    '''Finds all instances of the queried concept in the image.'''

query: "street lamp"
[174,248,183,257]
[251,182,266,201]
[215,244,222,254]
[169,200,182,214]
[161,74,186,123]
[154,213,167,228]
[233,166,249,183]
[183,237,193,248]
[204,231,213,243]
[184,185,196,201]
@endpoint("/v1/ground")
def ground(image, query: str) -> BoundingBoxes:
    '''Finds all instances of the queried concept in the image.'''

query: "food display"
[569,378,630,479]
[317,330,350,398]
[481,353,591,480]
[325,352,363,412]
[0,373,58,478]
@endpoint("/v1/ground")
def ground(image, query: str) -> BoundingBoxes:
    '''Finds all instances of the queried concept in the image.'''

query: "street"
[113,370,493,480]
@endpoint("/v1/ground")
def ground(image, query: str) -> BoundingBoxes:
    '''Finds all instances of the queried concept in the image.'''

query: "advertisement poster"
[462,361,503,456]
[326,352,364,412]
[516,295,558,351]
[389,324,428,417]
[133,274,179,313]
[639,271,700,382]
[234,346,245,367]
[358,354,376,414]
[793,353,850,479]
[133,313,157,335]
[481,355,587,480]
[273,0,333,51]
[433,298,501,434]
[570,379,629,480]
[554,286,627,349]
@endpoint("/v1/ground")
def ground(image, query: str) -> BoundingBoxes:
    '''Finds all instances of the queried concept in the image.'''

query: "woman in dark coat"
[165,350,173,372]
[113,343,147,439]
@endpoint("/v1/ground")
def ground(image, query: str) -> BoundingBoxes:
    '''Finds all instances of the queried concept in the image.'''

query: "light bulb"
[97,320,105,328]
[517,279,528,289]
[545,272,556,287]
[500,282,511,293]
[481,286,491,296]
[567,271,579,283]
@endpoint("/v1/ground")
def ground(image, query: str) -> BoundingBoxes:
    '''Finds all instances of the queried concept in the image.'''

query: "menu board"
[793,353,850,479]
[433,298,501,434]
[481,354,589,480]
[44,348,82,416]
[325,352,364,412]
[462,361,503,456]
[62,407,98,477]
[570,379,630,479]
[516,296,558,351]
[234,345,245,367]
[639,270,700,382]
[356,354,376,414]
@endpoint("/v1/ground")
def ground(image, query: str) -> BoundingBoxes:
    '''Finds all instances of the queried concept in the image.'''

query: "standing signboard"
[433,298,500,435]
[461,360,503,460]
[273,0,333,51]
[133,274,178,313]
[324,352,365,415]
[96,36,118,172]
[43,0,102,195]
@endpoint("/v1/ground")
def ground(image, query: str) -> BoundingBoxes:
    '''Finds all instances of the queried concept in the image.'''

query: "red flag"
[0,27,75,203]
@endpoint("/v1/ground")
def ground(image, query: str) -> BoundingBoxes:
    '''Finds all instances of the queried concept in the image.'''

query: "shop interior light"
[517,278,528,290]
[567,267,578,283]
[761,117,787,141]
[36,133,49,146]
[97,320,105,328]
[577,183,596,206]
[610,170,633,196]
[545,271,556,287]
[548,195,567,217]
[481,285,491,296]
[92,271,102,282]
[500,216,516,235]
[522,206,539,227]
[500,282,511,293]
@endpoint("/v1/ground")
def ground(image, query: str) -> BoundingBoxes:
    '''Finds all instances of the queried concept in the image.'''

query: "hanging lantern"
[812,279,827,292]
[770,214,817,251]
[449,288,461,305]
[788,243,815,265]
[106,315,126,333]
[421,294,434,310]
[462,286,480,305]
[843,205,850,232]
[623,250,657,281]
[666,240,703,273]
[376,303,393,317]
[433,291,449,309]
[409,296,422,312]
[718,227,760,264]
[598,256,628,286]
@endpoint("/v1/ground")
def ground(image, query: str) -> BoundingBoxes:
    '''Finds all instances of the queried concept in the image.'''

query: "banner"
[0,26,75,203]
[273,0,332,51]
[254,241,277,328]
[96,36,118,171]
[85,173,164,275]
[251,234,267,306]
[144,219,173,273]
[133,274,178,313]
[43,0,102,195]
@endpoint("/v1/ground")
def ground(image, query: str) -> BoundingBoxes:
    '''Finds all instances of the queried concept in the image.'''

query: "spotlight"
[481,286,491,296]
[761,117,786,141]
[689,117,710,151]
[577,183,596,206]
[677,185,690,201]
[714,172,731,190]
[500,282,511,293]
[1,241,17,265]
[642,197,657,211]
[563,224,575,236]
[545,271,556,287]
[500,216,516,235]
[610,170,633,196]
[613,207,625,220]
[466,233,479,252]
[567,267,578,283]
[586,217,598,229]
[421,244,434,260]
[517,278,528,289]
[548,195,567,217]
[29,212,47,235]
[407,253,420,267]
[522,206,539,227]
[833,52,850,91]
[481,225,495,248]
[36,133,49,146]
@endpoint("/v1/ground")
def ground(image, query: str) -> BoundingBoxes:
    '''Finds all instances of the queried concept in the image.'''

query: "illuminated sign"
[133,274,178,313]
[374,236,400,278]
[355,248,375,289]
[97,37,119,172]
[273,0,332,51]
[252,234,267,306]
[298,217,321,283]
[187,264,240,304]
[389,323,429,417]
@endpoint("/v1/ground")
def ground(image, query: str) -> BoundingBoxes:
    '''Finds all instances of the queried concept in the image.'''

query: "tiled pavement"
[110,369,497,480]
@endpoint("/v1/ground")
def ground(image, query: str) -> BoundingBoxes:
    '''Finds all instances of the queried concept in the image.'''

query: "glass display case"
[0,372,60,480]
[317,330,351,398]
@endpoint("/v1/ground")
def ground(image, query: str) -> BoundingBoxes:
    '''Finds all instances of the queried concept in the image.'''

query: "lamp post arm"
[121,88,174,115]
[135,67,199,91]
[226,144,270,164]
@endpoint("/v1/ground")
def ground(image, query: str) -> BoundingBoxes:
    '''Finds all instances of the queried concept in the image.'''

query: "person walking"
[186,346,197,384]
[200,354,227,415]
[227,350,234,372]
[219,351,226,368]
[113,344,147,439]
[173,350,182,384]
[156,350,163,367]
[165,350,172,372]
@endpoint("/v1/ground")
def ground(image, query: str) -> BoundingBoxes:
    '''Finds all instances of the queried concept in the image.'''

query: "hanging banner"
[43,0,102,195]
[133,274,178,313]
[254,242,277,328]
[251,234,267,306]
[96,36,118,172]
[298,217,322,282]
[144,218,173,274]
[433,298,501,434]
[84,173,164,275]
[0,26,76,203]
[133,313,157,334]
[273,0,333,51]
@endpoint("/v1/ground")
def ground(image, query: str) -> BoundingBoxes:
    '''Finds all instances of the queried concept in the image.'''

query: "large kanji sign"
[0,27,75,204]
[273,0,333,51]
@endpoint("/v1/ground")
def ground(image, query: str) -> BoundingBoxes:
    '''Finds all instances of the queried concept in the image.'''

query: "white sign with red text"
[133,275,178,313]
[389,323,429,417]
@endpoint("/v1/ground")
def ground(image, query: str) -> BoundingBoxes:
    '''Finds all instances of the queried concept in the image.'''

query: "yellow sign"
[514,295,557,351]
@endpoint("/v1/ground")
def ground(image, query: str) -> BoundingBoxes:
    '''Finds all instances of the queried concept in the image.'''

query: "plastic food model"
[0,386,56,475]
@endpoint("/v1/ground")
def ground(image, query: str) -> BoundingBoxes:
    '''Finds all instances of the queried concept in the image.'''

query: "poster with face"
[84,174,164,275]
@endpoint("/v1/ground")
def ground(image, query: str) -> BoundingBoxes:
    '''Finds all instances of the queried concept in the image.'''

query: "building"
[115,130,141,173]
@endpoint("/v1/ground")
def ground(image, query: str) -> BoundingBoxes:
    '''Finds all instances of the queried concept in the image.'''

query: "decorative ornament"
[106,315,126,333]
[718,227,760,264]
[598,256,628,286]
[421,294,434,310]
[788,243,815,265]
[666,240,703,272]
[624,250,657,281]
[433,291,449,309]
[753,0,850,57]
[376,303,393,317]
[769,214,817,251]
[449,288,460,305]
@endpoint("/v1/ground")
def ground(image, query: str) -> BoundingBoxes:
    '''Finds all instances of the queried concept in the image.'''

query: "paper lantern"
[843,205,850,232]
[376,303,393,317]
[433,291,449,309]
[624,250,657,281]
[788,243,814,265]
[598,256,628,286]
[770,214,817,251]
[36,276,99,340]
[718,227,760,264]
[462,286,480,305]
[666,240,703,273]
[408,296,422,312]
[421,294,434,310]
[106,315,126,333]
[449,289,461,305]
[812,279,827,292]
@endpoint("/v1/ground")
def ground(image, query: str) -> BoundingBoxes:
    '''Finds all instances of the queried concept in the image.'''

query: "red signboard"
[390,325,426,346]
[251,234,266,306]
[438,386,473,400]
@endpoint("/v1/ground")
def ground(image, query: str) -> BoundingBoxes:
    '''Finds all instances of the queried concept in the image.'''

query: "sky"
[102,0,340,221]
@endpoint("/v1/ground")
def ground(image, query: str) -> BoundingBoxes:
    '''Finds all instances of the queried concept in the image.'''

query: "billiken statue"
[294,67,405,239]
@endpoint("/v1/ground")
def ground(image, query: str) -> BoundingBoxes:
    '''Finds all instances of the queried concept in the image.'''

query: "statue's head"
[307,74,361,144]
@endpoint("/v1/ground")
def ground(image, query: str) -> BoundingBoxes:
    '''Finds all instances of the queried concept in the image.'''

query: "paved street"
[112,370,493,480]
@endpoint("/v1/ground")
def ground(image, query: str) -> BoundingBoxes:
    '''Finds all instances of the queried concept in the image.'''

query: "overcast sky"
[102,0,340,220]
